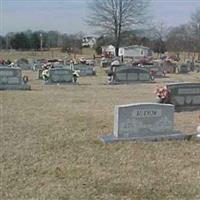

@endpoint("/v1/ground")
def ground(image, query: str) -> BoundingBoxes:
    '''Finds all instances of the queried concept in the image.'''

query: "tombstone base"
[0,84,31,90]
[175,106,200,112]
[99,131,188,143]
[44,82,74,85]
[111,80,155,85]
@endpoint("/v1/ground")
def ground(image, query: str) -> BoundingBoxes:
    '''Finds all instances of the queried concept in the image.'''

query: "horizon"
[0,0,200,36]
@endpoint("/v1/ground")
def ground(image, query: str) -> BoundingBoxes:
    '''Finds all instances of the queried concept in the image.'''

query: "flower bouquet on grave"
[155,86,171,104]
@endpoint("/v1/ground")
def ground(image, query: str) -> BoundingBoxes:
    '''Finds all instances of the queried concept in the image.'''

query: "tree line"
[0,30,83,52]
[0,0,199,59]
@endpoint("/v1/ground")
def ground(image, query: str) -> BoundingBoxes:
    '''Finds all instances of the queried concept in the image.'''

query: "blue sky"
[0,0,200,35]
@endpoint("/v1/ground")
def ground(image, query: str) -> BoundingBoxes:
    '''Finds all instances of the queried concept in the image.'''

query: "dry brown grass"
[1,65,200,200]
[0,49,94,61]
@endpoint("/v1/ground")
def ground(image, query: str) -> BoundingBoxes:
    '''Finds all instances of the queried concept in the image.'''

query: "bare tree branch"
[87,0,150,56]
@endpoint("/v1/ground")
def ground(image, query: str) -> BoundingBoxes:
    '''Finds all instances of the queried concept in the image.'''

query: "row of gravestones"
[1,66,199,142]
[38,65,154,83]
[1,67,200,108]
[1,62,165,84]
[0,66,96,89]
[38,64,96,80]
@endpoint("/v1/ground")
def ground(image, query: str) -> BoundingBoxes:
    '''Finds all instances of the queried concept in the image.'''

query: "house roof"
[102,45,115,49]
[83,35,96,39]
[120,45,150,50]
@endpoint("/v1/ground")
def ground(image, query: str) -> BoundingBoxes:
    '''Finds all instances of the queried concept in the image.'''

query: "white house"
[82,36,96,48]
[102,45,116,57]
[119,45,152,58]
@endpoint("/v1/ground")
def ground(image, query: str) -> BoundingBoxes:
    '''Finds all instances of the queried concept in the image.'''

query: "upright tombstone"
[163,61,177,73]
[178,63,189,73]
[166,82,200,111]
[32,59,47,71]
[99,103,186,142]
[145,63,166,78]
[16,58,31,70]
[38,69,43,80]
[73,64,96,76]
[45,68,73,84]
[113,67,153,83]
[0,67,31,90]
[101,58,111,68]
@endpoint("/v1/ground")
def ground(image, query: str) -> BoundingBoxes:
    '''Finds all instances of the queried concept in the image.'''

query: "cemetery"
[1,53,200,200]
[1,0,200,197]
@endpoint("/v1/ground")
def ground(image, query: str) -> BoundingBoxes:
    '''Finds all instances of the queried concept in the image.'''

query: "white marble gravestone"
[99,103,186,142]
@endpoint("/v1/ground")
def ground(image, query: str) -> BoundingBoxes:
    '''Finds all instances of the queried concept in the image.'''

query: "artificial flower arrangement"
[155,86,171,103]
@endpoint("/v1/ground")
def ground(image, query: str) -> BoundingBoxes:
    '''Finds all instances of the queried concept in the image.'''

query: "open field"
[0,49,95,61]
[1,67,200,200]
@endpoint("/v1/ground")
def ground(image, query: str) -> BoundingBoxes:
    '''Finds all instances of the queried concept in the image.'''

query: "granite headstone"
[99,103,186,142]
[0,67,31,90]
[73,64,95,76]
[114,67,153,83]
[46,68,73,84]
[166,82,200,111]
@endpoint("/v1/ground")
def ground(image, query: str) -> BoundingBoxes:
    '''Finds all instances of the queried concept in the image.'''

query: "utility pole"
[198,23,200,60]
[40,33,43,51]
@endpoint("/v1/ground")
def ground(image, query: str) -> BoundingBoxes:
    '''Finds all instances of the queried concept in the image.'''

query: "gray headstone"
[178,64,188,73]
[47,68,73,84]
[38,69,43,79]
[74,64,95,76]
[0,67,31,90]
[114,67,153,83]
[163,61,177,73]
[167,82,200,111]
[145,64,165,78]
[16,58,31,70]
[99,103,186,142]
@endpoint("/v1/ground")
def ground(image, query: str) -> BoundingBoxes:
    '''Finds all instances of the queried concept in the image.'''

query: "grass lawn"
[1,66,200,200]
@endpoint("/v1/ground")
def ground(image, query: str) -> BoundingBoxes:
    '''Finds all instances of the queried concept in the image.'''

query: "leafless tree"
[191,8,200,59]
[147,22,168,55]
[87,0,150,56]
